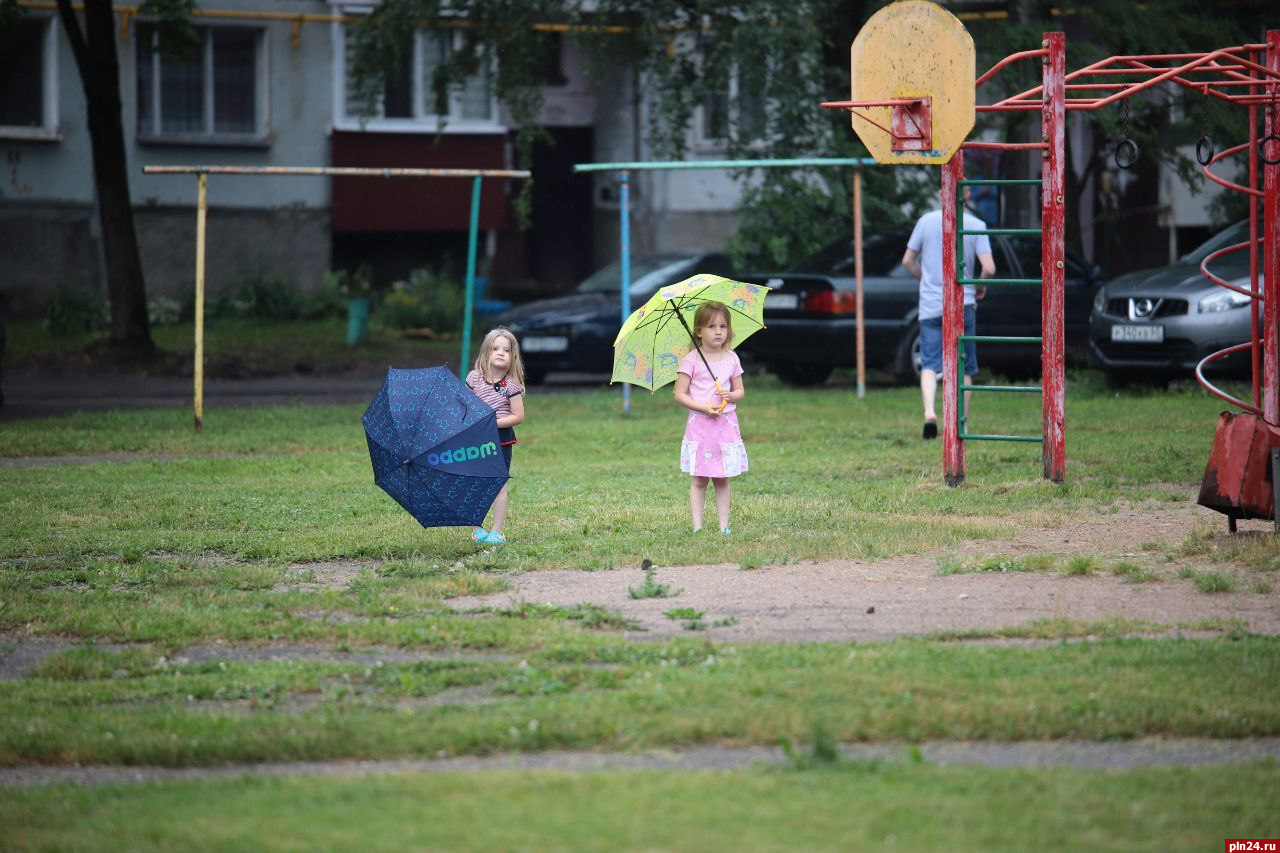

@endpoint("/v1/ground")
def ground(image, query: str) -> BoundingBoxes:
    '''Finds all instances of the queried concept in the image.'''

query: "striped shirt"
[466,369,524,419]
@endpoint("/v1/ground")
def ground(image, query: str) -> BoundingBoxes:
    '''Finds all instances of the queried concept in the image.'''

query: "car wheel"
[893,330,922,384]
[523,368,548,386]
[771,362,834,387]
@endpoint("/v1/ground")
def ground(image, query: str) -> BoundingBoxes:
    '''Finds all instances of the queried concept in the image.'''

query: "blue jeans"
[919,305,978,375]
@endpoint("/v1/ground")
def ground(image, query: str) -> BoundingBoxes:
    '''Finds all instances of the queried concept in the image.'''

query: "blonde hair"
[692,302,734,347]
[474,327,526,386]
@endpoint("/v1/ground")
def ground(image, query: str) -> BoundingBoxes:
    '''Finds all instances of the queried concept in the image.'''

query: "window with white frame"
[697,65,768,150]
[0,16,58,140]
[136,24,268,142]
[337,23,500,131]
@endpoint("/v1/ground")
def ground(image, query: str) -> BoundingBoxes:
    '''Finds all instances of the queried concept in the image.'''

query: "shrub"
[232,274,303,320]
[43,288,108,335]
[379,269,465,333]
[147,296,182,327]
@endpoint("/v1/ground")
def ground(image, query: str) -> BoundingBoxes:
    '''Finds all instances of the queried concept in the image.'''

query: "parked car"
[1088,220,1265,383]
[738,228,1100,385]
[495,251,736,385]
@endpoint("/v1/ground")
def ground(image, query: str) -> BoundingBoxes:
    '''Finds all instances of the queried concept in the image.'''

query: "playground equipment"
[828,0,1280,492]
[572,157,877,414]
[141,165,530,432]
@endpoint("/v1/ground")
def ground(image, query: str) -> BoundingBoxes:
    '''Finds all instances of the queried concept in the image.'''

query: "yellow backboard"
[849,0,975,164]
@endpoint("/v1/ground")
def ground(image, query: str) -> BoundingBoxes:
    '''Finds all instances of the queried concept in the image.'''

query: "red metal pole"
[1042,33,1066,483]
[1265,31,1280,424]
[1250,87,1260,411]
[943,151,965,487]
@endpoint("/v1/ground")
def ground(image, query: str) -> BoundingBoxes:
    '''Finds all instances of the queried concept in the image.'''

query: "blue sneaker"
[472,528,488,542]
[720,527,732,536]
[482,530,507,545]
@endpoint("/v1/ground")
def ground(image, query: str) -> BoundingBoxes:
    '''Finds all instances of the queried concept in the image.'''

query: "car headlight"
[1198,288,1252,313]
[1092,286,1106,314]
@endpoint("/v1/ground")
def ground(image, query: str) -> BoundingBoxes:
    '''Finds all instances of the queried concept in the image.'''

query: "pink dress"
[678,349,749,478]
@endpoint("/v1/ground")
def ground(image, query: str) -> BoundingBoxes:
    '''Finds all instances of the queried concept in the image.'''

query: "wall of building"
[0,0,335,314]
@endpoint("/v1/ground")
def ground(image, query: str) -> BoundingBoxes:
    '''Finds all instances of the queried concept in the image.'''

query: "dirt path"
[449,503,1280,642]
[4,738,1278,788]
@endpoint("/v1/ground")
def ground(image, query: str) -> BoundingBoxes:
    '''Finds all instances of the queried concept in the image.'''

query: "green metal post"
[461,174,482,374]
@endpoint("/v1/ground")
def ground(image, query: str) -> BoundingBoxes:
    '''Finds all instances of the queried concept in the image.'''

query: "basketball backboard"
[837,0,975,165]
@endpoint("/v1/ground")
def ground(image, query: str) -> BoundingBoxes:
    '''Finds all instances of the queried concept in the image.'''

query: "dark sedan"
[1088,220,1265,383]
[496,251,736,385]
[738,229,1099,385]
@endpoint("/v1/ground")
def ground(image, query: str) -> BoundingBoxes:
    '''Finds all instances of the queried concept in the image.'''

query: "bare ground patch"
[4,738,1279,788]
[449,503,1280,643]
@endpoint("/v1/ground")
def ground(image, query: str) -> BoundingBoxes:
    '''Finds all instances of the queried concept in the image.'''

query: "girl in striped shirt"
[465,327,526,545]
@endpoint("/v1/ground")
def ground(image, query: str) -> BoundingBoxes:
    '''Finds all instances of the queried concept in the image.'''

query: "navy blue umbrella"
[362,367,509,528]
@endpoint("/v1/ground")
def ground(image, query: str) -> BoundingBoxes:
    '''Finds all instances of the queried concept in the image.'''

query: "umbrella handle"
[711,380,728,414]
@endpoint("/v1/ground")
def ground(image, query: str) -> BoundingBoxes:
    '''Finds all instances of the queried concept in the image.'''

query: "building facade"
[0,0,745,313]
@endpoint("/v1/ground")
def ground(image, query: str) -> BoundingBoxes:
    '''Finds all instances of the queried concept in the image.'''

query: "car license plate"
[1111,324,1164,343]
[767,293,799,310]
[522,335,569,353]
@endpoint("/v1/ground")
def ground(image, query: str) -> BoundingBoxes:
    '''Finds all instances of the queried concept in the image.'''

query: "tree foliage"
[347,0,929,270]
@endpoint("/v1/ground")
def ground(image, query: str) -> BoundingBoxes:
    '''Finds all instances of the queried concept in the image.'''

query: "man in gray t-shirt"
[902,202,995,439]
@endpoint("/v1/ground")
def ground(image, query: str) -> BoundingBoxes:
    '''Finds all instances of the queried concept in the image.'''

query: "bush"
[379,269,465,333]
[148,296,182,327]
[43,288,108,335]
[232,274,304,320]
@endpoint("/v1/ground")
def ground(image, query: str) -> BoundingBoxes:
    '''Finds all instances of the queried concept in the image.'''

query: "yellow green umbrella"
[612,273,770,393]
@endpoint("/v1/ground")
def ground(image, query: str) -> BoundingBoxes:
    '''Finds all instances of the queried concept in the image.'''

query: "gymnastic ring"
[1261,134,1280,166]
[1195,135,1214,167]
[1114,138,1139,170]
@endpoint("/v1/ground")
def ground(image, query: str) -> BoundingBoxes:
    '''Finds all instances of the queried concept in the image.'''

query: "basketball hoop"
[833,0,975,165]
[822,97,933,152]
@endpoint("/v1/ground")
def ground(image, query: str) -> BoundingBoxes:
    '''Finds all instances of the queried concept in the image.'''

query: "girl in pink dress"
[673,302,748,535]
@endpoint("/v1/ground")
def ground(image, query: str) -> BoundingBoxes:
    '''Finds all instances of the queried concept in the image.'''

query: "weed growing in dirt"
[936,555,1050,575]
[1252,578,1274,594]
[1060,556,1097,576]
[497,601,641,631]
[1192,571,1237,593]
[780,726,842,770]
[663,607,706,630]
[628,566,680,600]
[1109,560,1160,583]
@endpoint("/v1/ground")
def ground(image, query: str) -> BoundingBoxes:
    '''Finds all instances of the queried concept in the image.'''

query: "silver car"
[1089,220,1266,382]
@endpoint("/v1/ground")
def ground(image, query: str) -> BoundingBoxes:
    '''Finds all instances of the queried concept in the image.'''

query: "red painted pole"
[1041,33,1066,482]
[943,151,965,487]
[1264,31,1280,424]
[1250,86,1260,412]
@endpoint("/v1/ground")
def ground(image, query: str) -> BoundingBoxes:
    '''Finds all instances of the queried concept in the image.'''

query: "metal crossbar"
[958,277,1041,285]
[959,228,1043,236]
[957,432,1045,443]
[961,384,1043,394]
[959,178,1043,186]
[960,335,1043,344]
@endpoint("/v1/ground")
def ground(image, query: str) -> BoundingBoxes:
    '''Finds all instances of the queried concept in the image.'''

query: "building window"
[697,66,768,150]
[136,24,268,143]
[338,23,501,132]
[0,16,58,140]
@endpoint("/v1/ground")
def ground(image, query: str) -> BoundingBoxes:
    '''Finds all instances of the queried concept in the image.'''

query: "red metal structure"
[834,30,1280,489]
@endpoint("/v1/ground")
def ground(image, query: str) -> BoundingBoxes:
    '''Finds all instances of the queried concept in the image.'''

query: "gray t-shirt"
[906,209,993,321]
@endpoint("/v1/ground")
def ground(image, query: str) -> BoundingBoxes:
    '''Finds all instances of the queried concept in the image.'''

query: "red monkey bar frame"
[832,31,1280,486]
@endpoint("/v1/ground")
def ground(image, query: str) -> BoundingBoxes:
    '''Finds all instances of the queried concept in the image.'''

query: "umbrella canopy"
[362,367,508,528]
[612,273,770,391]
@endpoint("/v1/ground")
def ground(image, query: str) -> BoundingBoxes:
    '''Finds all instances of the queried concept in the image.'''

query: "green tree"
[345,0,929,271]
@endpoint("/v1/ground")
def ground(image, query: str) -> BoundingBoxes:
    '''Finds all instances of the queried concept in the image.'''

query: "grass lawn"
[3,373,1278,847]
[6,763,1278,851]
